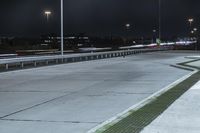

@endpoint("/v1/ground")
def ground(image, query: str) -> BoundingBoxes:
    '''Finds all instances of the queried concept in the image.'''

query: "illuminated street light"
[191,30,194,34]
[190,28,198,51]
[45,1,64,56]
[152,29,157,43]
[44,11,51,21]
[194,28,197,32]
[125,23,131,29]
[124,23,131,46]
[187,18,194,38]
[192,28,198,51]
[188,18,194,26]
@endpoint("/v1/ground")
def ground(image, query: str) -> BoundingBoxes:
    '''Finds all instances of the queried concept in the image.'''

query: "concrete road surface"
[0,51,197,133]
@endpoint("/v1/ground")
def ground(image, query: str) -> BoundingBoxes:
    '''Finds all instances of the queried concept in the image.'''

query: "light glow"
[45,11,51,15]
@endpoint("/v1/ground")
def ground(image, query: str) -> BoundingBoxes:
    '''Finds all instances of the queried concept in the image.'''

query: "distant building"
[40,34,90,50]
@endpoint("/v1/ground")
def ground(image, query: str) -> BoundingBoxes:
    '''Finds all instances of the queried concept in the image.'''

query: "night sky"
[0,0,200,38]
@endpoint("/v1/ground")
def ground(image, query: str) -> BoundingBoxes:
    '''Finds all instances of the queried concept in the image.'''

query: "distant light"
[194,28,197,31]
[125,24,130,29]
[188,18,194,26]
[45,11,51,15]
[44,11,52,21]
[66,37,76,39]
[188,18,194,22]
[191,31,194,34]
[153,30,156,33]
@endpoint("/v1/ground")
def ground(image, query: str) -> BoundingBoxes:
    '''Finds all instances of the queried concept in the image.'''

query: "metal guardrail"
[0,54,17,59]
[0,48,165,71]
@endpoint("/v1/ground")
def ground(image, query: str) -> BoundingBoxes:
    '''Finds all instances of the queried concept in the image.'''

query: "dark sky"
[0,0,200,38]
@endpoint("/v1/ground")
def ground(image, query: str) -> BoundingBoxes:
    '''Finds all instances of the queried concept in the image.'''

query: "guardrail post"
[65,58,68,63]
[20,62,24,68]
[5,64,9,70]
[34,61,37,67]
[56,59,59,64]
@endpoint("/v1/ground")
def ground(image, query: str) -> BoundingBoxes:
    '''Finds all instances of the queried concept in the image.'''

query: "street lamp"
[193,28,198,51]
[158,0,161,41]
[188,18,194,26]
[44,1,63,56]
[60,0,64,56]
[44,11,51,21]
[125,24,131,46]
[191,30,194,34]
[152,29,157,43]
[188,18,194,38]
[125,23,131,30]
[194,28,197,32]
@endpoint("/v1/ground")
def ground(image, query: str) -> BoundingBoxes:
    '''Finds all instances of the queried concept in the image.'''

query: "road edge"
[87,62,198,133]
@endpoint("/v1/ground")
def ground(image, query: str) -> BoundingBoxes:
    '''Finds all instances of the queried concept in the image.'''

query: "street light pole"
[188,18,194,37]
[188,18,194,27]
[61,0,64,56]
[45,11,51,22]
[158,0,161,41]
[152,29,156,43]
[125,23,130,30]
[125,23,130,45]
[193,28,198,51]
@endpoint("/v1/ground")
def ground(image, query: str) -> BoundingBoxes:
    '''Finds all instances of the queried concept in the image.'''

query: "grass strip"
[98,65,200,133]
